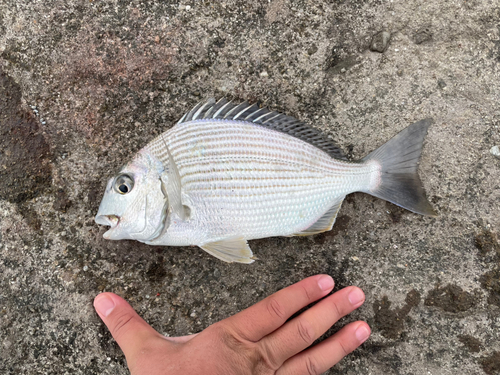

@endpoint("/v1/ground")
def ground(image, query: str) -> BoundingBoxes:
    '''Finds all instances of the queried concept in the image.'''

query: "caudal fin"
[362,119,437,216]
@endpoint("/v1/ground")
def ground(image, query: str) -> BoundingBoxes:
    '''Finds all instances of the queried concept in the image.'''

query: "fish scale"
[95,98,436,263]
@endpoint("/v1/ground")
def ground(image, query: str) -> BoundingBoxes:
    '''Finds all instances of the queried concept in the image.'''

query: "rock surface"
[1,1,499,374]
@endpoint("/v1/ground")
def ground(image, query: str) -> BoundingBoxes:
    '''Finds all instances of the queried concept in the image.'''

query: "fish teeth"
[95,214,119,228]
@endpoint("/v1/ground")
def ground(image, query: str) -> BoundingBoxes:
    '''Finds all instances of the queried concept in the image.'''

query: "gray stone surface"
[0,1,499,374]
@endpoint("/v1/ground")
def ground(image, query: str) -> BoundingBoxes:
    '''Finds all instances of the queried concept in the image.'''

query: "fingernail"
[318,275,334,291]
[94,294,116,317]
[355,325,370,343]
[348,288,365,306]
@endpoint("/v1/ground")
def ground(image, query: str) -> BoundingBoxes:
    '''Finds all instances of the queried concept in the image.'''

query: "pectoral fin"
[160,139,188,220]
[292,196,345,236]
[200,237,256,263]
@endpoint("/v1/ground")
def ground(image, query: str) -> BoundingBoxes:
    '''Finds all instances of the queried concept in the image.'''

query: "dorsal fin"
[177,98,346,160]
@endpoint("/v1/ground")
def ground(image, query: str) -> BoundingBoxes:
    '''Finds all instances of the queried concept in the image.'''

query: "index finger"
[224,274,334,342]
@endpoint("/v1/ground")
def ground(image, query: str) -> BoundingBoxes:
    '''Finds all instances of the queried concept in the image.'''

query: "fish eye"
[114,174,134,195]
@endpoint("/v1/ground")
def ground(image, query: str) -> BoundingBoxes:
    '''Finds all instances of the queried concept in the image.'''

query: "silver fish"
[95,98,436,263]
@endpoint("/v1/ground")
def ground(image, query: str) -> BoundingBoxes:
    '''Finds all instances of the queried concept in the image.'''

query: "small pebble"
[260,71,269,78]
[490,145,500,159]
[307,44,318,55]
[370,31,391,53]
[83,266,88,271]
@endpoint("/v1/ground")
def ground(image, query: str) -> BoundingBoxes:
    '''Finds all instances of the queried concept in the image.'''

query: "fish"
[95,98,436,263]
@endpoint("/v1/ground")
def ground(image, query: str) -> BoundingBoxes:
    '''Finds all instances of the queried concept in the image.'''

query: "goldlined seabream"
[95,98,436,263]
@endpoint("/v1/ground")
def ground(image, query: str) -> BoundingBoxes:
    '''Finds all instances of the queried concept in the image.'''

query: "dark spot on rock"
[385,201,406,223]
[0,68,52,204]
[424,284,477,313]
[326,55,360,74]
[405,289,421,308]
[1,44,30,70]
[481,352,500,375]
[362,341,395,355]
[325,44,360,74]
[372,289,421,339]
[480,268,500,307]
[20,204,42,232]
[475,230,500,257]
[457,335,482,353]
[53,189,72,213]
[345,194,357,207]
[414,26,433,44]
[3,258,20,269]
[437,79,447,89]
[314,214,351,244]
[476,229,500,307]
[146,256,167,283]
[331,214,351,236]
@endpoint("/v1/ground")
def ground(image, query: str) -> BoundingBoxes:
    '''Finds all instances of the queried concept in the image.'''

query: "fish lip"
[95,214,120,229]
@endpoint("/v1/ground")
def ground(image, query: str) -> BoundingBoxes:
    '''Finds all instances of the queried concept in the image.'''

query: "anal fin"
[200,237,255,264]
[292,196,345,236]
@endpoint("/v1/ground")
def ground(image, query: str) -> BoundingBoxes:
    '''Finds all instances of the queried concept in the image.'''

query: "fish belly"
[146,120,376,245]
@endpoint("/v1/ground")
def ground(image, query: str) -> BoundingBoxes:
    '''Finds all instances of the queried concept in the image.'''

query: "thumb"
[94,293,161,362]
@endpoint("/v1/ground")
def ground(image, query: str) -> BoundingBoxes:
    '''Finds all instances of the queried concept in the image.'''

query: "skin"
[94,275,370,375]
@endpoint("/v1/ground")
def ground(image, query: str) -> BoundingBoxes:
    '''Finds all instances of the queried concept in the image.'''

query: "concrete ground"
[1,0,499,374]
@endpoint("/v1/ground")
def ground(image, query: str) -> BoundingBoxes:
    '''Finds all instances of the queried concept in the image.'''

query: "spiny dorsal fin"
[176,98,216,124]
[292,196,345,236]
[199,236,255,263]
[177,98,346,160]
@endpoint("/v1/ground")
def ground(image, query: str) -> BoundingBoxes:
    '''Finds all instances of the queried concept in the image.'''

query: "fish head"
[95,150,167,241]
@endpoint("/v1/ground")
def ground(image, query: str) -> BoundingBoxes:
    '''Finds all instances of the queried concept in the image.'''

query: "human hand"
[94,275,370,375]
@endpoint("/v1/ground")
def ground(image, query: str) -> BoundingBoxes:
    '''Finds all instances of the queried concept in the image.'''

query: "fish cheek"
[128,181,165,240]
[123,193,148,238]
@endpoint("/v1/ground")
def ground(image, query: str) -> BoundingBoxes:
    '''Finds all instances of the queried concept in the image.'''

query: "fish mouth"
[95,214,120,227]
[95,215,120,238]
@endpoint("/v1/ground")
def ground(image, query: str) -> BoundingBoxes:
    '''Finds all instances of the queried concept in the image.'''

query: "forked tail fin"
[362,119,437,216]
